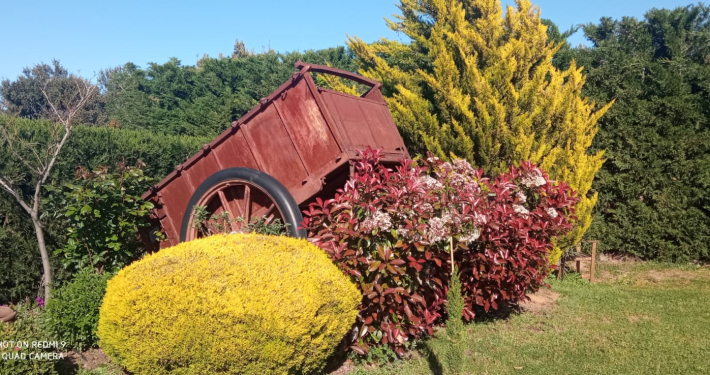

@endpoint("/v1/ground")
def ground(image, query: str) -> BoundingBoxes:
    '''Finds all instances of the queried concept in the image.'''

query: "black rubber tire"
[179,167,306,241]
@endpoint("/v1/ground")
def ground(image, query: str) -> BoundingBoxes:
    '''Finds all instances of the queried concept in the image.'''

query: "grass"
[349,261,710,375]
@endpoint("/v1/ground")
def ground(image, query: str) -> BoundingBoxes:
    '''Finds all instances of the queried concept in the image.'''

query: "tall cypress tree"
[337,0,612,261]
[565,5,710,261]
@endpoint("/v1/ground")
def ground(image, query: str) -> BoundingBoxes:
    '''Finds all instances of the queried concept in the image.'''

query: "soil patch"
[520,288,559,313]
[627,314,659,324]
[58,348,126,374]
[641,269,710,284]
[327,360,355,375]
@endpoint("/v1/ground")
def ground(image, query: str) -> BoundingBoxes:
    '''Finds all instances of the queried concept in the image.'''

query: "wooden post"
[575,242,582,273]
[450,237,454,272]
[590,240,598,283]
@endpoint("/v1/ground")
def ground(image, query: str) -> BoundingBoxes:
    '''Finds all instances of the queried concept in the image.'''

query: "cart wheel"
[180,168,306,242]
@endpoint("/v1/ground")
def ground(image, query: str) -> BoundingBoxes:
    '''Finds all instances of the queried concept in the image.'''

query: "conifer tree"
[339,0,612,260]
[567,5,710,262]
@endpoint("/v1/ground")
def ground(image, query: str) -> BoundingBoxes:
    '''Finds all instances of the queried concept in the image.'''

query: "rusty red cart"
[143,61,410,248]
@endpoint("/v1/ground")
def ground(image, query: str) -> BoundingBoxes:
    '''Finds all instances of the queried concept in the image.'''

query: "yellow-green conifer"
[336,0,612,262]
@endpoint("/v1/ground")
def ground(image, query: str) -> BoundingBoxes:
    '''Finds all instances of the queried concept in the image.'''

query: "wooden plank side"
[273,80,342,174]
[243,105,307,188]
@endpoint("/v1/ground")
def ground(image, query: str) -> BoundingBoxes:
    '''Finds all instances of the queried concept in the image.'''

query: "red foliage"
[302,148,578,355]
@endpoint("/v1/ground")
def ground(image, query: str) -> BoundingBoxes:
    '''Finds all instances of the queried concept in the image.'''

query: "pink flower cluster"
[360,211,393,233]
[520,168,547,187]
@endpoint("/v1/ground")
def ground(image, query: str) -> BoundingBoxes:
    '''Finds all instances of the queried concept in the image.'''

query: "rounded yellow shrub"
[97,234,361,375]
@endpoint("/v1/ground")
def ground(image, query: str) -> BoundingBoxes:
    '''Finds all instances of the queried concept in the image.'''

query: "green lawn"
[349,262,710,375]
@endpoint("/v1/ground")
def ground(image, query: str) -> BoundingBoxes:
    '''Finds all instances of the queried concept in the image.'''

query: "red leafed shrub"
[453,161,579,319]
[302,148,578,355]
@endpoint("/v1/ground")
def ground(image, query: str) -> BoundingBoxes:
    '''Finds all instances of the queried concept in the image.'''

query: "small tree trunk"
[32,217,52,301]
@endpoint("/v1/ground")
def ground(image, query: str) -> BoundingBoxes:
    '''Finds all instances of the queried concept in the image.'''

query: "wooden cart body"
[143,62,410,248]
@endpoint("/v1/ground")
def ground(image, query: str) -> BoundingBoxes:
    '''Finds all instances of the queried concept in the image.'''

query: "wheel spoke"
[263,204,277,225]
[217,191,237,231]
[186,178,285,242]
[243,185,251,223]
[264,204,276,217]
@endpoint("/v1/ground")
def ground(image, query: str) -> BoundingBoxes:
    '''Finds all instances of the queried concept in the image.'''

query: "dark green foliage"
[0,304,60,375]
[0,60,105,125]
[45,163,156,273]
[42,268,112,351]
[0,116,208,303]
[560,5,710,262]
[102,47,356,136]
[0,200,39,302]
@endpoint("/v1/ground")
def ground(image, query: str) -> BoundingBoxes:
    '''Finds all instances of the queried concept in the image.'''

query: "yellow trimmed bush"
[97,234,361,375]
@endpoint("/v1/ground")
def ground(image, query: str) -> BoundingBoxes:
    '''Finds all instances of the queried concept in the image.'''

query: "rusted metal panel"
[211,130,259,170]
[145,61,412,249]
[362,97,409,153]
[157,175,194,243]
[182,152,222,193]
[273,78,342,175]
[242,104,308,189]
[321,90,405,152]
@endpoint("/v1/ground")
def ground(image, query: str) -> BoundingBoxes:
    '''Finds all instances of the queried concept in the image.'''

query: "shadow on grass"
[421,340,444,375]
[55,358,79,375]
[419,305,523,375]
[322,348,349,374]
[471,305,519,323]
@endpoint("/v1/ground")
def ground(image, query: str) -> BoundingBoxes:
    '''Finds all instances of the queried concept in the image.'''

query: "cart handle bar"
[295,60,382,91]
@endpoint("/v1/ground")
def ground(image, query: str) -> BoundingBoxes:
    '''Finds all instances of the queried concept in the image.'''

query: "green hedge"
[557,5,710,262]
[0,116,210,303]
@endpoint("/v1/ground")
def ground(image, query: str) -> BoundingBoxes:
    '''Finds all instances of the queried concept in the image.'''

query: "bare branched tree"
[0,75,96,302]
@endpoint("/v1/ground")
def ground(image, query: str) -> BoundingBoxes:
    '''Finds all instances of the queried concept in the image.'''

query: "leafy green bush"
[42,268,112,351]
[0,115,208,303]
[45,162,155,272]
[98,234,361,375]
[0,304,60,375]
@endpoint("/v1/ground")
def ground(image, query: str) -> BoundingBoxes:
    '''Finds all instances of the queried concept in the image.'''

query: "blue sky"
[0,0,697,81]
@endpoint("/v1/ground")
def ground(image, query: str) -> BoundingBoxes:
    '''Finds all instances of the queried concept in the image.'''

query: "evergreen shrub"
[97,234,361,375]
[42,268,112,351]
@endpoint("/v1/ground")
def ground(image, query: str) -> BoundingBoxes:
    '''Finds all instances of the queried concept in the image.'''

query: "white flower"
[417,175,444,190]
[395,226,410,238]
[459,228,481,243]
[360,211,392,232]
[452,159,474,174]
[521,169,546,187]
[427,216,450,243]
[418,203,434,214]
[449,173,466,186]
[513,204,530,217]
[473,212,487,226]
[516,191,527,203]
[546,207,558,219]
